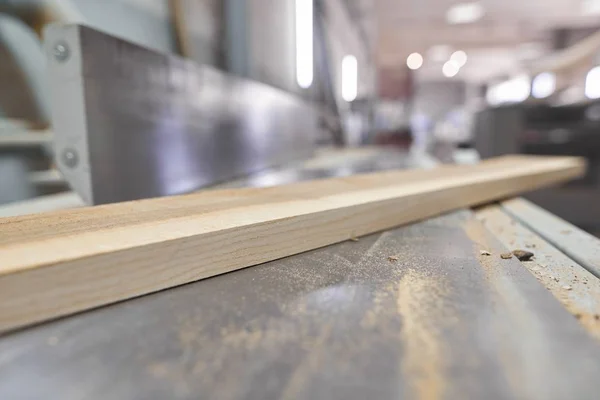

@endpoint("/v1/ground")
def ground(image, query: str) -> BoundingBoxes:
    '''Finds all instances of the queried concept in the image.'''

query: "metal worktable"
[2,147,600,400]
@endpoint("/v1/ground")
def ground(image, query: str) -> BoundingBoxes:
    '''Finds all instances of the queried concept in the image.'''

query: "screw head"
[62,148,79,168]
[53,41,70,62]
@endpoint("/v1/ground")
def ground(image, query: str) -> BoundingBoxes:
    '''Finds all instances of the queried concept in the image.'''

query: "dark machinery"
[474,102,600,233]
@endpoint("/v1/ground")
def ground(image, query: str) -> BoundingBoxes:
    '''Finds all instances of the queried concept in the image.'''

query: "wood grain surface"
[0,155,586,332]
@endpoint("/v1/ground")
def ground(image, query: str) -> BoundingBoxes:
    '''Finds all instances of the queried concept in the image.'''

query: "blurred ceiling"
[350,0,600,83]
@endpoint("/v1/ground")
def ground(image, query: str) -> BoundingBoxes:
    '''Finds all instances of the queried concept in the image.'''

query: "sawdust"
[396,269,447,400]
[46,336,59,346]
[473,206,600,341]
[147,363,169,378]
[463,218,538,396]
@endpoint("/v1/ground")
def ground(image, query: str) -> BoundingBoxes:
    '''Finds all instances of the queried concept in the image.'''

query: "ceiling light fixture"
[446,2,485,24]
[532,72,556,99]
[585,66,600,99]
[450,50,468,67]
[442,60,460,77]
[487,75,531,105]
[342,55,358,102]
[406,53,424,70]
[296,0,313,89]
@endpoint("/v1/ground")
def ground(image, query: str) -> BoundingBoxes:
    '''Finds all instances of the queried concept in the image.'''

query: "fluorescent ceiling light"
[296,0,313,88]
[446,2,485,24]
[585,66,600,99]
[342,55,358,102]
[532,72,556,99]
[406,53,424,70]
[450,50,468,67]
[487,75,531,105]
[442,60,460,77]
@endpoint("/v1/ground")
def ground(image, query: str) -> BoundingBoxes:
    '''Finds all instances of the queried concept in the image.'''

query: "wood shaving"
[512,249,534,261]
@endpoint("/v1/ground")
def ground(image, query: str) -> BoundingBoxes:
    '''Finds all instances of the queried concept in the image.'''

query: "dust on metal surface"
[1,211,600,399]
[503,198,600,278]
[476,204,600,340]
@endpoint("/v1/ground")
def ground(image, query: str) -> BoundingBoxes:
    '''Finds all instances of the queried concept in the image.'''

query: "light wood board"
[0,155,586,332]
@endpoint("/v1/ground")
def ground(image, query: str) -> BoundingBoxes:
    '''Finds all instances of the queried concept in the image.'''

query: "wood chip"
[480,250,491,256]
[512,249,534,261]
[500,253,513,259]
[388,256,399,262]
[562,285,572,291]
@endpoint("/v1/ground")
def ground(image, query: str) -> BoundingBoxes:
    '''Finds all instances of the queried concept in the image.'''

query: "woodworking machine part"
[44,23,318,205]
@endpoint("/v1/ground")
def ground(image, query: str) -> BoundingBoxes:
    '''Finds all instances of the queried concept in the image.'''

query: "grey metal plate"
[503,198,600,278]
[45,24,318,205]
[2,211,600,399]
[476,204,600,340]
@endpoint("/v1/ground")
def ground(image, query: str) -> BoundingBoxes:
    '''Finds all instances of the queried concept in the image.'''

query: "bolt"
[62,148,79,168]
[53,42,70,62]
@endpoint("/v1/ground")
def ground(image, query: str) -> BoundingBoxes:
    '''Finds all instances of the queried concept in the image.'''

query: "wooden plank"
[0,155,586,332]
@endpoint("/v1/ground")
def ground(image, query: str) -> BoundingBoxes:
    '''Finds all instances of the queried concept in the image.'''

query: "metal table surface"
[2,149,600,400]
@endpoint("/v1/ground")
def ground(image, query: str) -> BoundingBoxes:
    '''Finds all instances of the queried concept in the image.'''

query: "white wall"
[246,0,297,93]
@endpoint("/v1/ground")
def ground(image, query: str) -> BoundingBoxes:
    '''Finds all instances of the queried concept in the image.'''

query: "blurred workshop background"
[1,0,600,233]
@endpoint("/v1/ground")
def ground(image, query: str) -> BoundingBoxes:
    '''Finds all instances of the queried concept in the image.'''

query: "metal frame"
[44,23,318,205]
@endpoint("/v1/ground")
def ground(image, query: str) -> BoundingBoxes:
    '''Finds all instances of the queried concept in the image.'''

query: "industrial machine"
[474,102,600,233]
[1,24,600,400]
